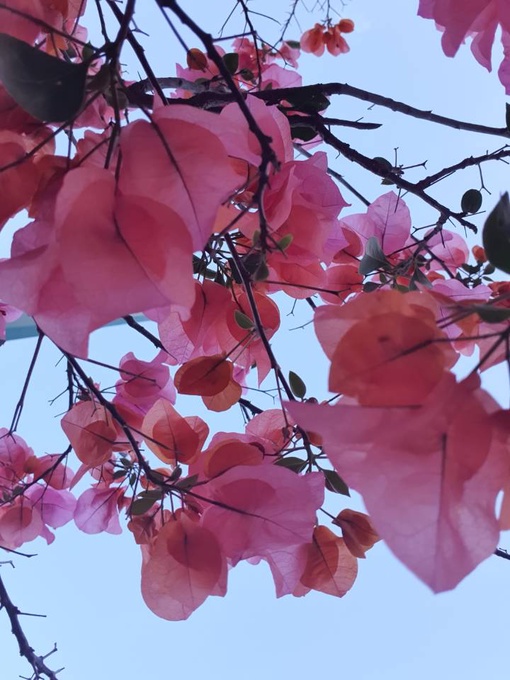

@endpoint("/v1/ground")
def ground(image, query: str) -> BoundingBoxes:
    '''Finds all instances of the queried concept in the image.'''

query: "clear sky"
[2,1,510,679]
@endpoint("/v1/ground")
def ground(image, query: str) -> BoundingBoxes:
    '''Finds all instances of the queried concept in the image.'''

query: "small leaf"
[289,370,307,399]
[291,124,317,142]
[131,497,158,516]
[275,456,307,473]
[0,32,88,122]
[372,157,393,173]
[359,236,390,275]
[254,260,269,281]
[234,309,254,330]
[482,193,510,274]
[461,189,483,214]
[474,305,510,323]
[411,267,432,288]
[323,469,350,496]
[175,474,199,489]
[277,234,293,251]
[223,52,239,75]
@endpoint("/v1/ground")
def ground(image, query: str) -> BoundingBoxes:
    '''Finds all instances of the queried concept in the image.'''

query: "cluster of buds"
[301,19,355,56]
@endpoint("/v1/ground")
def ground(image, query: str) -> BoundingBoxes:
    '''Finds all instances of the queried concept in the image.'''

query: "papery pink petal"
[26,485,76,529]
[141,513,227,621]
[341,192,411,255]
[74,486,124,535]
[119,107,243,251]
[0,502,43,549]
[201,465,324,594]
[287,373,510,592]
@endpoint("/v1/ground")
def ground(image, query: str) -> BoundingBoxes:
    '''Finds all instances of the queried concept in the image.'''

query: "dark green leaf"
[234,310,254,330]
[474,304,510,323]
[275,456,307,473]
[138,489,163,500]
[359,236,390,275]
[363,281,380,293]
[175,474,199,489]
[482,193,510,274]
[290,124,317,142]
[130,497,158,516]
[289,370,307,399]
[506,103,510,131]
[0,32,88,122]
[324,469,350,496]
[411,267,432,288]
[372,157,393,173]
[461,189,483,214]
[277,233,293,251]
[223,52,239,75]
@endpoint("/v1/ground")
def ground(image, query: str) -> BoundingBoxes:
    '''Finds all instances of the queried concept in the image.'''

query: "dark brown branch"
[314,121,478,232]
[416,147,510,189]
[0,574,62,680]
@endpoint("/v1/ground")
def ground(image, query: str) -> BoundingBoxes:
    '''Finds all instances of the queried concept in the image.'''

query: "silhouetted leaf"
[359,237,390,275]
[461,189,482,214]
[0,32,88,122]
[482,193,510,274]
[289,370,307,399]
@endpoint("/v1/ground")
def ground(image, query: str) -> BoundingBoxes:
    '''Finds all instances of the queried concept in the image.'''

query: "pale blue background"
[1,1,510,678]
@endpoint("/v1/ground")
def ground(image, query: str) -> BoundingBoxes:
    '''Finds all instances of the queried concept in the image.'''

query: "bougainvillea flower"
[61,400,118,468]
[141,513,227,621]
[0,167,195,356]
[333,509,380,558]
[287,373,510,592]
[418,0,510,92]
[115,351,175,414]
[301,20,354,57]
[340,191,411,256]
[119,105,246,251]
[201,465,324,595]
[297,526,358,596]
[142,398,206,466]
[314,290,457,406]
[74,485,125,535]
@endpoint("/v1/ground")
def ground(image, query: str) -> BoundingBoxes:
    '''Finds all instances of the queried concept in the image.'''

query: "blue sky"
[2,1,510,678]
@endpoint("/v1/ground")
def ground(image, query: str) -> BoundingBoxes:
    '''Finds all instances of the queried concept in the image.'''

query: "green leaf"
[289,370,307,399]
[363,281,380,293]
[234,309,254,330]
[138,489,163,500]
[275,456,307,473]
[372,157,393,173]
[482,193,510,274]
[130,497,158,516]
[410,267,432,289]
[290,124,317,142]
[223,52,239,75]
[473,304,510,324]
[461,189,483,214]
[359,236,390,275]
[0,32,88,122]
[175,474,198,489]
[277,233,293,251]
[323,469,350,496]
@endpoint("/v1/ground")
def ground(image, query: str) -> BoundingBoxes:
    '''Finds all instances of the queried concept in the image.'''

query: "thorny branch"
[0,573,62,680]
